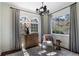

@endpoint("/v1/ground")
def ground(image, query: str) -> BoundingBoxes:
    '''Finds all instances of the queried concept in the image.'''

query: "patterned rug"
[24,46,57,56]
[23,46,78,56]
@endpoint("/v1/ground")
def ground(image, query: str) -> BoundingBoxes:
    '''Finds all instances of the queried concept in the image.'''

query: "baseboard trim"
[1,49,21,56]
[25,45,39,49]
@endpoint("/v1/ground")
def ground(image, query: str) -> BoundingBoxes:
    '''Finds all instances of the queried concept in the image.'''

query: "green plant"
[52,30,64,34]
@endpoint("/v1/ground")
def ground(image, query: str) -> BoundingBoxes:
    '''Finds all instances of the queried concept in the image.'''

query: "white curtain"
[69,3,79,53]
[12,8,21,50]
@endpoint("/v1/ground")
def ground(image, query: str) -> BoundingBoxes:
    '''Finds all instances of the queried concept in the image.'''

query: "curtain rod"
[10,7,39,15]
[49,2,77,15]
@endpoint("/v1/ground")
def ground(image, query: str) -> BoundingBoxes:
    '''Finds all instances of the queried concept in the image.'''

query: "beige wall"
[0,3,1,51]
[1,3,12,52]
[52,34,69,49]
[43,14,49,34]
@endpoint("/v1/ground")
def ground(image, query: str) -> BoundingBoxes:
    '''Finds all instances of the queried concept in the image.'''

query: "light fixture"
[36,2,49,15]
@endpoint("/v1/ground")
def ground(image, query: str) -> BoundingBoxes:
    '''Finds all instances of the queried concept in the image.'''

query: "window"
[20,16,30,25]
[31,24,38,33]
[51,7,70,35]
[31,18,39,33]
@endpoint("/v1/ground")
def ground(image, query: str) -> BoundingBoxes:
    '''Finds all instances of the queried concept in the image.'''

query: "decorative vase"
[26,28,29,34]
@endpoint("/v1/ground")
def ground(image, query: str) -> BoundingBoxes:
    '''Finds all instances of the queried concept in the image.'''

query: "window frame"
[50,15,70,36]
[30,18,39,33]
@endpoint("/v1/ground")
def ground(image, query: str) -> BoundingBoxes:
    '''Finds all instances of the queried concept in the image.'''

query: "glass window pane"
[52,7,70,34]
[31,24,38,32]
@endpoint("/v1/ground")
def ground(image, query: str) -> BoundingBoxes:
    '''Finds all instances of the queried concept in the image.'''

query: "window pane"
[52,7,70,34]
[31,24,38,32]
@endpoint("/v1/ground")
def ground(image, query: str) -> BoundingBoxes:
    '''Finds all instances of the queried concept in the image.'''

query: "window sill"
[52,33,69,36]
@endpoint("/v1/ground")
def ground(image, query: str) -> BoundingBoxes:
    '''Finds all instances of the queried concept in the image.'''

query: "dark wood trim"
[1,45,39,56]
[1,49,21,56]
[25,45,39,49]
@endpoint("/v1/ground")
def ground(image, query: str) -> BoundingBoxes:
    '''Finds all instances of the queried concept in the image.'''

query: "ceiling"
[9,2,74,13]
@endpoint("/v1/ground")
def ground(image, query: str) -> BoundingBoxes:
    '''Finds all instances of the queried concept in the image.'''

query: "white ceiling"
[9,2,74,13]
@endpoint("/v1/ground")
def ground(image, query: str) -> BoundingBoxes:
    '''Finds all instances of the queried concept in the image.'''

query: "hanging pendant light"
[36,2,49,15]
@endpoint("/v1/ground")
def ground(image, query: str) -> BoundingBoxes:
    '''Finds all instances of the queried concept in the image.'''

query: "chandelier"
[36,2,49,15]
